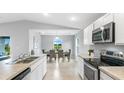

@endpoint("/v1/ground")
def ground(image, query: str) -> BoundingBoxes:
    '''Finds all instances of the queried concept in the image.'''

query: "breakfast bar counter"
[0,54,46,80]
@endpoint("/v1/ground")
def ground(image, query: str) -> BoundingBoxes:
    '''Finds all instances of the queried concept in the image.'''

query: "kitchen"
[0,13,124,80]
[1,0,124,93]
[78,13,124,80]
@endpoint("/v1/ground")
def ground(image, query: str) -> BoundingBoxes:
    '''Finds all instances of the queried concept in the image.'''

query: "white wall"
[90,43,124,57]
[29,30,42,56]
[0,20,77,60]
[41,35,75,58]
[75,30,90,56]
[0,21,29,60]
[76,29,124,58]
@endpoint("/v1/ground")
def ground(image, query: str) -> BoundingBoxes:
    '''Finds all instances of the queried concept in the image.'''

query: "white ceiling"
[0,13,105,35]
[31,29,80,35]
[0,13,105,29]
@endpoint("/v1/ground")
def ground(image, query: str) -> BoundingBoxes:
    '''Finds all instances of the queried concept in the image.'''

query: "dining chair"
[58,50,65,62]
[42,49,45,54]
[65,49,71,62]
[49,50,56,62]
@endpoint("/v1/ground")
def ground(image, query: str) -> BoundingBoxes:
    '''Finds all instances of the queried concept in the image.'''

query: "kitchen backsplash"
[89,43,124,57]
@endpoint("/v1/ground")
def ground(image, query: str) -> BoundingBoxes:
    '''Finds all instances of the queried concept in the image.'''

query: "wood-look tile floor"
[43,59,81,80]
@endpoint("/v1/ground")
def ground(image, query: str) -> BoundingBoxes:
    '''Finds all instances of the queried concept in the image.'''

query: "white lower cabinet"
[30,63,43,80]
[100,71,114,80]
[77,56,84,79]
[23,73,31,80]
[30,56,47,80]
[41,57,47,78]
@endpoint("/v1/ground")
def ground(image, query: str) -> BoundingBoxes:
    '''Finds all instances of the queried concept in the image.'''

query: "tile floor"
[43,58,81,80]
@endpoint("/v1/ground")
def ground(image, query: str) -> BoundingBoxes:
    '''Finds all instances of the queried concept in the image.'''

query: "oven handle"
[84,61,97,71]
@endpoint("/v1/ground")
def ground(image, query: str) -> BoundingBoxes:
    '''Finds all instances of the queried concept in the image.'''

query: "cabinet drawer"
[30,59,43,72]
[100,71,114,80]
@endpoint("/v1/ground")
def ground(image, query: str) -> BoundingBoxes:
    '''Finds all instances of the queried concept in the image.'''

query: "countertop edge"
[6,66,29,80]
[99,67,120,80]
[78,54,98,59]
[6,55,46,80]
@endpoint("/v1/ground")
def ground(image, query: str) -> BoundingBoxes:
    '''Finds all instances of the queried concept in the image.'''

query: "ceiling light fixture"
[70,17,77,21]
[43,13,49,16]
[41,32,45,35]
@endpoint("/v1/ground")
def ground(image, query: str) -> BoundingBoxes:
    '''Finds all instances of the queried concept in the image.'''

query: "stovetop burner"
[83,55,124,69]
[84,50,124,69]
[83,58,109,69]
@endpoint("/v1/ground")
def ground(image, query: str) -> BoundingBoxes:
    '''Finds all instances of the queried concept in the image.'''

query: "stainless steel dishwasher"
[11,67,31,80]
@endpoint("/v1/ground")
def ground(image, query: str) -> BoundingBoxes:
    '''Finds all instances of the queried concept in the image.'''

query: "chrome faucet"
[18,53,30,60]
[18,53,24,60]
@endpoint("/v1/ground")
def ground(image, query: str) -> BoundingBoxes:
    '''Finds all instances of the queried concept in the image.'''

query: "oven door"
[92,28,104,43]
[84,62,98,80]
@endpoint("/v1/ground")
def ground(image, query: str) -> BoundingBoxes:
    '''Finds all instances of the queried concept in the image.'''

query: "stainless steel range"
[83,50,124,80]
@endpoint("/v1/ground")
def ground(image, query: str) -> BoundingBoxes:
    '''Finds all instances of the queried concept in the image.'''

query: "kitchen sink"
[16,57,39,64]
[25,57,39,60]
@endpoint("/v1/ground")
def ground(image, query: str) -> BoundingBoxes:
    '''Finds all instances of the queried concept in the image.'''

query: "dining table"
[45,50,69,55]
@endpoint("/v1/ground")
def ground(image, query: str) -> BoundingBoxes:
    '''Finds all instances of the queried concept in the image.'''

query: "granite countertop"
[0,54,46,80]
[99,66,124,80]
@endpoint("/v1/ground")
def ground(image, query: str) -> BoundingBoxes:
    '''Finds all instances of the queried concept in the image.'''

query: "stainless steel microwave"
[92,22,115,43]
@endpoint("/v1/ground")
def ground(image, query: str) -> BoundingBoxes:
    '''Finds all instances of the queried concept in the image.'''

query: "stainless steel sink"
[25,57,39,60]
[16,57,39,64]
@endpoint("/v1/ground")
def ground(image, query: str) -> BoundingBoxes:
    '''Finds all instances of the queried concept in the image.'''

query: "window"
[53,37,63,50]
[0,36,10,60]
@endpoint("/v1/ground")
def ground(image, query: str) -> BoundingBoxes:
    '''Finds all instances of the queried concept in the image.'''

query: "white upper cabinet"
[94,13,114,29]
[103,13,114,25]
[84,24,94,45]
[94,17,103,29]
[84,13,124,45]
[114,13,124,45]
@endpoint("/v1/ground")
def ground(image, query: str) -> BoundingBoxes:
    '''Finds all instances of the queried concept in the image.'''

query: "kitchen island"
[0,54,47,80]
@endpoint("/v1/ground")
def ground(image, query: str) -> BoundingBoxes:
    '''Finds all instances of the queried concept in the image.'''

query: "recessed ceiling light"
[41,32,45,35]
[70,17,77,21]
[43,13,49,16]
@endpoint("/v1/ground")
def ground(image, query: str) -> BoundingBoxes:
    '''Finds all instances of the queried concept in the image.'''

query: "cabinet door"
[30,67,39,80]
[114,13,124,45]
[94,14,114,30]
[42,59,47,77]
[94,17,103,29]
[100,71,114,80]
[23,73,31,80]
[30,64,43,80]
[103,13,114,25]
[80,60,84,79]
[84,24,94,45]
[77,56,84,79]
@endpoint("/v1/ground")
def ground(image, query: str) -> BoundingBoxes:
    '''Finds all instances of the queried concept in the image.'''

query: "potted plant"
[88,49,94,56]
